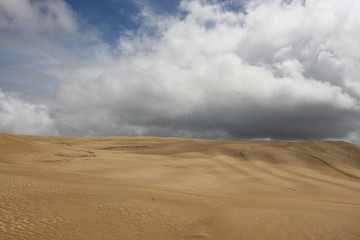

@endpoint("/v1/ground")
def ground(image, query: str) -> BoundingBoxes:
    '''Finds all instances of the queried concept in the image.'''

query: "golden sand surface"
[0,133,360,240]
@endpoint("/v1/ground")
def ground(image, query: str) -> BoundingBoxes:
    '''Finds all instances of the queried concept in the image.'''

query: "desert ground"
[0,133,360,240]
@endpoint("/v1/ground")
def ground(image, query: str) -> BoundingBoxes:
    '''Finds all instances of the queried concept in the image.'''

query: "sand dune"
[1,133,360,240]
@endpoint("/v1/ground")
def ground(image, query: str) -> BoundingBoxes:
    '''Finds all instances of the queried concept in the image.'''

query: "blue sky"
[63,0,246,44]
[0,0,360,143]
[64,0,181,44]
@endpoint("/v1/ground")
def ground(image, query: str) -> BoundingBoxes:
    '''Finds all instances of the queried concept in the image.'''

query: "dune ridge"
[1,133,360,240]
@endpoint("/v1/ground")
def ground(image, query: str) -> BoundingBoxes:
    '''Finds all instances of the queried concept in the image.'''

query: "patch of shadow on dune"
[101,145,149,150]
[306,154,360,180]
[55,151,96,158]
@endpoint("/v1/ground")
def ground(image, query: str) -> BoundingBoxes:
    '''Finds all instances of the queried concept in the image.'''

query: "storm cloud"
[0,0,360,143]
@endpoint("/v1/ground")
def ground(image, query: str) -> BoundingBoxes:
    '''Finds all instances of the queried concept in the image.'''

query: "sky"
[0,0,360,144]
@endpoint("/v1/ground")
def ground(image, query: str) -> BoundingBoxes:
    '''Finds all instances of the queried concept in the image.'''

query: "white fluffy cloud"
[1,0,360,142]
[0,89,57,135]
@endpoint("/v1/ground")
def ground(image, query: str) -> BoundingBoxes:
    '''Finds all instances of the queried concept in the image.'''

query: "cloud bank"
[1,0,360,143]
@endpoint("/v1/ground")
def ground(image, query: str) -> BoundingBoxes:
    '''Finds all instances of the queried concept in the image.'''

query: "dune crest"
[1,133,360,240]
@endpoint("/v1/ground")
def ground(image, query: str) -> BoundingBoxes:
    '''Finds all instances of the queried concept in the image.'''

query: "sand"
[0,133,360,240]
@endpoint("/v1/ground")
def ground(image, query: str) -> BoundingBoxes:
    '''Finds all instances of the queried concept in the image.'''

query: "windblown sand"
[0,133,360,240]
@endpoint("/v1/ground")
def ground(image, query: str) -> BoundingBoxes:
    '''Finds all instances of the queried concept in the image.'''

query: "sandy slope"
[0,133,360,240]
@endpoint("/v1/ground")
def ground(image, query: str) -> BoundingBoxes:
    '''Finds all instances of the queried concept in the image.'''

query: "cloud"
[0,0,360,143]
[0,0,77,34]
[0,89,57,135]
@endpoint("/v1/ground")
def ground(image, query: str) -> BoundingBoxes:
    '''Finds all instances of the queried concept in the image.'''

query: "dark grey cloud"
[0,0,360,144]
[142,103,360,140]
